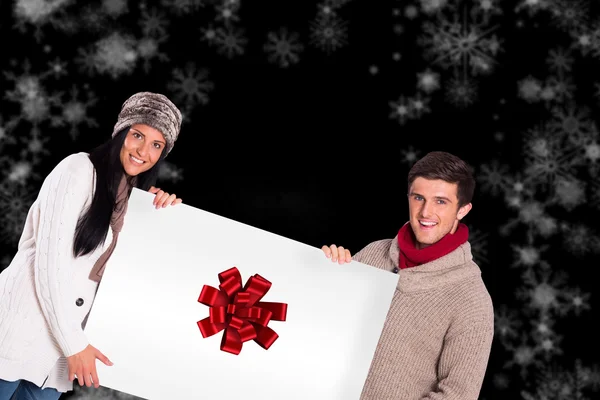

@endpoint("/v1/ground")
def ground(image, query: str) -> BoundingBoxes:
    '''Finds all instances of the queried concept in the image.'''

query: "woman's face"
[119,124,166,176]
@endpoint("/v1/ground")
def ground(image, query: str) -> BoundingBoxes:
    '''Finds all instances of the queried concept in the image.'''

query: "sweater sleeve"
[33,155,93,358]
[352,239,394,270]
[420,323,494,400]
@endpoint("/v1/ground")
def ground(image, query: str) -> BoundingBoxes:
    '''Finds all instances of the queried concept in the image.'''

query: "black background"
[1,0,599,399]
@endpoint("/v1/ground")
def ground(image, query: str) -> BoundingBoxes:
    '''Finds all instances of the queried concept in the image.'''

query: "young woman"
[0,92,184,399]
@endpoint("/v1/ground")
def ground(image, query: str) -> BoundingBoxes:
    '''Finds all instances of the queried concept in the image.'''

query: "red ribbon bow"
[197,267,288,355]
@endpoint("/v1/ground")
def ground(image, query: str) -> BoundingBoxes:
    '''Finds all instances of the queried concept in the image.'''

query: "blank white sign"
[84,188,398,400]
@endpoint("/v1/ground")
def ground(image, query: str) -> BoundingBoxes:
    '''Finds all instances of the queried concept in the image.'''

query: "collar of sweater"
[388,234,481,293]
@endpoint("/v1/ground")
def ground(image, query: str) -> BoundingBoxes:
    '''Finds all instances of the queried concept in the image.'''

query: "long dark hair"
[73,127,167,257]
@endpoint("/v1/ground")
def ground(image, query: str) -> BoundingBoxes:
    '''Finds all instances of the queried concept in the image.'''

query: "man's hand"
[67,344,113,388]
[149,186,182,209]
[321,244,352,264]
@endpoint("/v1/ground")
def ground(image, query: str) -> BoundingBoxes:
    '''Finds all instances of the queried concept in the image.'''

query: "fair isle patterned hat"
[112,91,182,155]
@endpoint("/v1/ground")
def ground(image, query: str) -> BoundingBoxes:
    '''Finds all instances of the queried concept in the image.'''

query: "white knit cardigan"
[0,152,113,392]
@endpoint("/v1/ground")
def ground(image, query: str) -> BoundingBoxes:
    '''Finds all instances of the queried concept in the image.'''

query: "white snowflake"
[13,0,72,25]
[552,177,586,210]
[3,63,63,136]
[11,0,78,41]
[137,35,170,73]
[570,26,597,57]
[400,146,422,166]
[494,305,522,345]
[139,7,170,38]
[583,139,600,176]
[393,22,404,35]
[51,85,99,141]
[503,176,530,206]
[549,102,595,147]
[546,46,574,73]
[0,117,18,149]
[45,57,68,79]
[517,268,570,316]
[444,76,477,108]
[582,364,600,391]
[477,159,510,197]
[417,68,441,93]
[19,126,51,166]
[388,95,414,125]
[491,372,511,391]
[74,47,99,77]
[214,1,240,24]
[563,287,592,316]
[4,68,58,126]
[315,0,352,21]
[309,14,349,54]
[409,93,432,117]
[503,335,543,379]
[0,180,35,246]
[92,32,138,79]
[102,0,129,17]
[522,124,581,191]
[264,28,304,68]
[550,0,590,34]
[404,5,419,19]
[537,334,564,360]
[200,24,218,45]
[561,223,600,257]
[214,25,248,59]
[518,76,543,103]
[510,243,550,270]
[0,155,42,186]
[475,0,502,17]
[420,0,449,15]
[544,75,576,106]
[75,4,110,35]
[515,0,552,17]
[530,315,564,361]
[500,199,559,240]
[158,161,184,183]
[418,1,502,76]
[158,0,208,16]
[531,314,556,340]
[521,360,595,400]
[167,62,214,106]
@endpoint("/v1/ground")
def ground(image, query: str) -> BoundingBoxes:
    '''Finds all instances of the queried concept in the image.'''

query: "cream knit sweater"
[0,152,112,392]
[354,236,494,400]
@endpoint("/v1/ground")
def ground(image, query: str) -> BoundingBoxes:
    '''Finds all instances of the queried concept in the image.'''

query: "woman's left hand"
[149,186,183,209]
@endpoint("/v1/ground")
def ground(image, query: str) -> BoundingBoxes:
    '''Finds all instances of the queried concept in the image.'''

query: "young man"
[322,151,494,400]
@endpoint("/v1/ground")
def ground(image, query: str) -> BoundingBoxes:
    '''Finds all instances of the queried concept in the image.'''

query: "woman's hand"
[149,186,183,209]
[321,244,352,264]
[67,344,113,388]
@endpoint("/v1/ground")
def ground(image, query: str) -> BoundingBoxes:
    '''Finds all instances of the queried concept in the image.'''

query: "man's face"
[408,177,472,249]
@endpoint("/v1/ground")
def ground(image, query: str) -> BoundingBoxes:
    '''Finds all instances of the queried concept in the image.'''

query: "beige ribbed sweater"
[353,235,494,400]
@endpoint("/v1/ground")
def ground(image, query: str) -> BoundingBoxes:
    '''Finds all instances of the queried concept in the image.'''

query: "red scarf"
[397,222,469,269]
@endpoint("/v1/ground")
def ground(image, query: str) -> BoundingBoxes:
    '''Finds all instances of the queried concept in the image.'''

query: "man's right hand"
[67,344,113,388]
[321,244,352,264]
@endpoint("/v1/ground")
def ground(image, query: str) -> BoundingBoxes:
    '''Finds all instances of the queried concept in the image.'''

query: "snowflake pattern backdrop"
[1,0,599,399]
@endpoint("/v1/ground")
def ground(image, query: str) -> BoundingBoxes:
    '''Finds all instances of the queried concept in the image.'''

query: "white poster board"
[84,188,398,400]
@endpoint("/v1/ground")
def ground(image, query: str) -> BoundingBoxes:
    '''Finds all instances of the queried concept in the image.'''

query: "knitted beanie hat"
[112,92,182,155]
